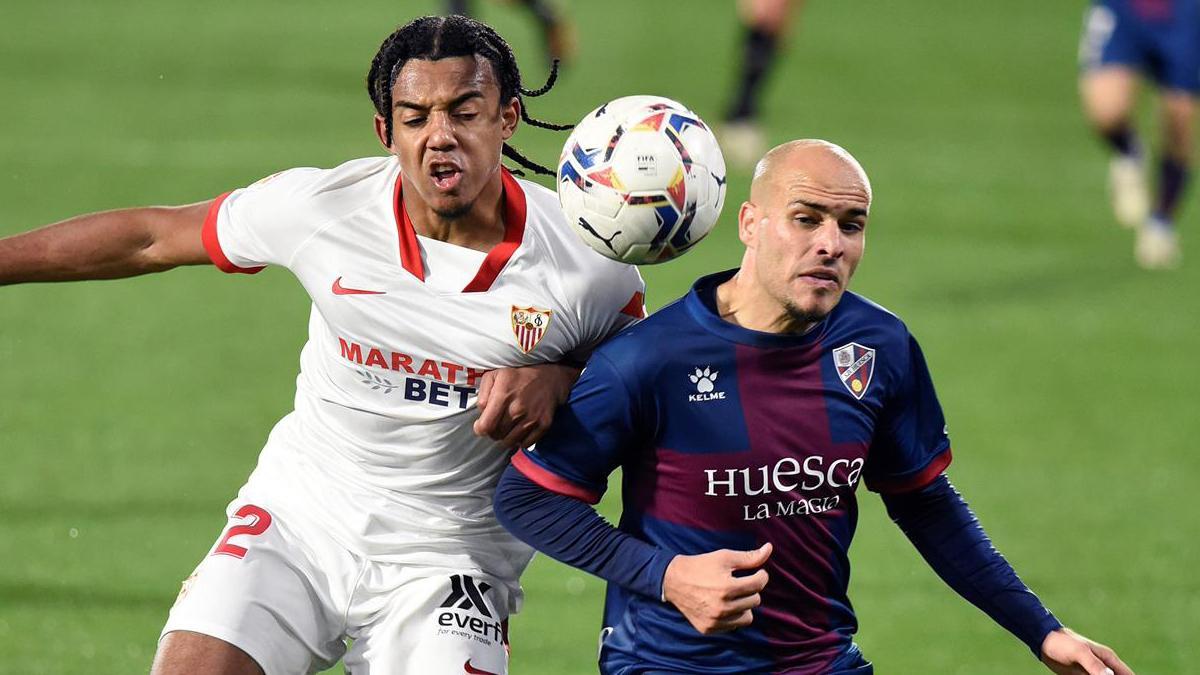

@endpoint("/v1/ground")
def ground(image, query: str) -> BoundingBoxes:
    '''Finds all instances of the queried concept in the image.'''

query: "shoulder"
[518,176,645,304]
[235,156,394,215]
[828,292,915,356]
[834,292,905,331]
[590,297,692,372]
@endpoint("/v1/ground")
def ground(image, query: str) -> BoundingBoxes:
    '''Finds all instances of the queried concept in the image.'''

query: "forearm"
[494,465,674,599]
[882,475,1062,655]
[0,204,209,285]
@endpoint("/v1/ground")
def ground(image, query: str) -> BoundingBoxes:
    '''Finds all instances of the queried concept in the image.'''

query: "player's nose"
[426,112,458,151]
[812,219,844,259]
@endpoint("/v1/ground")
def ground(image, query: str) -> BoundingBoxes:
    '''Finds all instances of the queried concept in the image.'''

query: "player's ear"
[500,97,520,141]
[738,201,758,249]
[373,114,393,152]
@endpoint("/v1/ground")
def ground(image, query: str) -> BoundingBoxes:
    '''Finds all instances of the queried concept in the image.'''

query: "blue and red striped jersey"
[513,269,952,674]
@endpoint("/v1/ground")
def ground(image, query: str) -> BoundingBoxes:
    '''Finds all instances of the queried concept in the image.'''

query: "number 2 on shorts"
[212,504,273,559]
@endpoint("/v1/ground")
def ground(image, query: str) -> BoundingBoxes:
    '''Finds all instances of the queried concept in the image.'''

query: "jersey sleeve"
[864,333,953,493]
[511,350,644,504]
[201,167,324,273]
[564,263,647,364]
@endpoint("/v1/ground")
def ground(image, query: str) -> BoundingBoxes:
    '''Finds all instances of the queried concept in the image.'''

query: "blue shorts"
[1079,0,1200,93]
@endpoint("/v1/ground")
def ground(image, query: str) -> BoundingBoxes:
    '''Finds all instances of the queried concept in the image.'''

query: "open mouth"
[429,163,463,191]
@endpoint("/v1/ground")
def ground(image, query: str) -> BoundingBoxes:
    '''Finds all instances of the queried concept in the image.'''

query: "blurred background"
[1,0,1197,672]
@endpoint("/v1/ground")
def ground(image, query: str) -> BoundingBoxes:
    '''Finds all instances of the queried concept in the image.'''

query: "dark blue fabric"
[494,465,675,601]
[507,270,954,673]
[1083,0,1200,92]
[881,474,1063,656]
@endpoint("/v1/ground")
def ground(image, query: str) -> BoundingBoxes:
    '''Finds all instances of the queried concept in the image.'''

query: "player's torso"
[624,301,893,552]
[245,161,630,571]
[299,231,582,422]
[283,164,599,442]
[605,294,902,673]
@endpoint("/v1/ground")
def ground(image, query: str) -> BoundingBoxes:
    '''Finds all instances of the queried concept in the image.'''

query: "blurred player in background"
[1079,0,1199,269]
[0,15,644,675]
[447,0,575,67]
[720,0,802,169]
[496,140,1132,675]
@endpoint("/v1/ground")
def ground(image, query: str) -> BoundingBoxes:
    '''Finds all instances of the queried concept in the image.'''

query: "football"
[557,95,727,265]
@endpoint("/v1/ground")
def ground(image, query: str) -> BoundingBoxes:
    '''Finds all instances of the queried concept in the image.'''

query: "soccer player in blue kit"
[494,141,1134,674]
[1079,0,1199,268]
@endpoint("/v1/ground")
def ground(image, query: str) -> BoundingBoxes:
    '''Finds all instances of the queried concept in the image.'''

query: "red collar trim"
[392,167,527,292]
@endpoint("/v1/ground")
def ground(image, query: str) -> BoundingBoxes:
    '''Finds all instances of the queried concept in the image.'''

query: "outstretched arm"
[882,475,1132,675]
[0,201,212,285]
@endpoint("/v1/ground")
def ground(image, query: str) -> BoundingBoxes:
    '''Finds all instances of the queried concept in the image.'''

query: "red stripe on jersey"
[619,291,647,318]
[393,168,526,291]
[393,174,426,282]
[201,192,265,275]
[462,168,527,293]
[870,447,953,494]
[511,450,601,504]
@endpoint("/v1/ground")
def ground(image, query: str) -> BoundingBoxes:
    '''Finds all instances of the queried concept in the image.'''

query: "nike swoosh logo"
[463,659,500,675]
[331,276,386,296]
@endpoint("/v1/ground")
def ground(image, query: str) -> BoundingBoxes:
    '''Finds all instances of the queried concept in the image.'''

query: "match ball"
[557,95,727,265]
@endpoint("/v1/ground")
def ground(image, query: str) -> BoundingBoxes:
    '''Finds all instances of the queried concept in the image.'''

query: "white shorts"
[162,500,513,675]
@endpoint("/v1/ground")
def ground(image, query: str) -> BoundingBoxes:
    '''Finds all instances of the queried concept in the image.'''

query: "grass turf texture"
[1,0,1196,672]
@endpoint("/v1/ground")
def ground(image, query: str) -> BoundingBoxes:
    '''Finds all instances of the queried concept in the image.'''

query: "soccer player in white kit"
[0,15,644,675]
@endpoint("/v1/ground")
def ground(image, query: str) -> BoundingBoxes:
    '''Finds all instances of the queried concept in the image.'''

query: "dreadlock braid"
[366,15,571,176]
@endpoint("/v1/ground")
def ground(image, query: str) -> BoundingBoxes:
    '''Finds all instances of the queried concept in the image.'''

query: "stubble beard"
[432,201,473,219]
[781,294,837,333]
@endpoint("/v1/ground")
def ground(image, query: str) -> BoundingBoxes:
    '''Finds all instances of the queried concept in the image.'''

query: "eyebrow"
[393,90,485,112]
[793,199,868,219]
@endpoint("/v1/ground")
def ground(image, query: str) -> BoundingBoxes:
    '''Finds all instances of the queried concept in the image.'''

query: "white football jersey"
[201,156,645,596]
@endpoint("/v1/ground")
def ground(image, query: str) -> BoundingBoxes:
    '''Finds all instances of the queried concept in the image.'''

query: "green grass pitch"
[1,1,1197,672]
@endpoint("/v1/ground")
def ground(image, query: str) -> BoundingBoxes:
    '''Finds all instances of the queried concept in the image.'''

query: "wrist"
[659,553,682,603]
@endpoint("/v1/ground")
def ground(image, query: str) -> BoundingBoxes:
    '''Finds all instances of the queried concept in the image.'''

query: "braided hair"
[366,15,570,176]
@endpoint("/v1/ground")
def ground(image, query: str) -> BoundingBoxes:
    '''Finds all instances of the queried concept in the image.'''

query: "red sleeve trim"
[462,168,527,293]
[511,450,602,504]
[619,291,647,318]
[201,191,265,275]
[870,448,953,494]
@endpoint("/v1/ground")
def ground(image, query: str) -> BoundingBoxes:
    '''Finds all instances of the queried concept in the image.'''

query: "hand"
[662,543,772,635]
[473,363,581,449]
[1041,627,1133,675]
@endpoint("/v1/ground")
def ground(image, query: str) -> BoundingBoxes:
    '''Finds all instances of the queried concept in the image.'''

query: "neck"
[714,272,819,335]
[404,168,506,252]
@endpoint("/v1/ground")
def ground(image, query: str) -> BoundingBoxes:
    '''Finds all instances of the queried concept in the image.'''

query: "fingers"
[1095,645,1132,675]
[472,371,499,437]
[497,411,552,450]
[476,369,495,410]
[471,367,558,447]
[1076,650,1115,675]
[729,568,769,597]
[728,542,773,571]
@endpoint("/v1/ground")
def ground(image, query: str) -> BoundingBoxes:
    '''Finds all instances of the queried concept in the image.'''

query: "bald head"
[750,139,872,206]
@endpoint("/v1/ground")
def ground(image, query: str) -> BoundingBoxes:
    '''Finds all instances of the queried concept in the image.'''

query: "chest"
[291,215,579,369]
[654,341,887,461]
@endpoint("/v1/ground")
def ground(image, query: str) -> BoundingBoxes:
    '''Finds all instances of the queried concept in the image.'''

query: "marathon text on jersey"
[338,337,485,409]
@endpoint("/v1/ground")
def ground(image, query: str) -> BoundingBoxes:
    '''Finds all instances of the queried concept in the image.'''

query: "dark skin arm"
[0,201,212,285]
[3,199,583,449]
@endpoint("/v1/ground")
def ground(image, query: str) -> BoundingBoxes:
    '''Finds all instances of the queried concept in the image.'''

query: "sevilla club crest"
[833,342,875,400]
[511,305,553,353]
